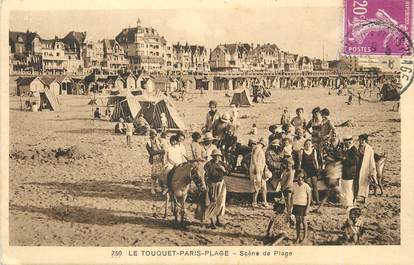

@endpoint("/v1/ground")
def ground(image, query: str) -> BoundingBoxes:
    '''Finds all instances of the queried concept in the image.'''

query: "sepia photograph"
[3,0,411,256]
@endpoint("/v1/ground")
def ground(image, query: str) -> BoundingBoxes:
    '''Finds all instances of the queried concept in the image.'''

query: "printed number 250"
[112,250,123,257]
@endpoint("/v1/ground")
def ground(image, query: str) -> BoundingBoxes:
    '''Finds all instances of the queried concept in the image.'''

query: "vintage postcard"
[1,0,414,264]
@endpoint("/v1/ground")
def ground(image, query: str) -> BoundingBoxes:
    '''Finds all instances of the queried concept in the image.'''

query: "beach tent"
[230,89,252,107]
[39,89,62,111]
[136,98,186,131]
[111,96,141,122]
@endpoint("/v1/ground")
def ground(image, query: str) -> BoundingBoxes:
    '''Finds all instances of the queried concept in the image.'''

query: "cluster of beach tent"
[90,91,186,131]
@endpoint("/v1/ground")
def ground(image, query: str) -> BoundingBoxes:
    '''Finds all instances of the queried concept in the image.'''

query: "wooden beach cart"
[224,162,343,194]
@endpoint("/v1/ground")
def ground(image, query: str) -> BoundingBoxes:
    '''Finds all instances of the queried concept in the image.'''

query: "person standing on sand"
[291,107,306,130]
[355,134,377,205]
[306,107,323,150]
[265,139,284,193]
[320,108,335,147]
[298,139,323,205]
[250,138,270,208]
[291,169,312,244]
[146,129,165,194]
[204,100,220,133]
[280,107,291,127]
[342,135,359,209]
[190,132,205,160]
[200,149,228,229]
[125,117,134,148]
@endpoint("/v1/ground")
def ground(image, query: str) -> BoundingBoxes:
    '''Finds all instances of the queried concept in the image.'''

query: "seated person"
[265,202,290,245]
[31,102,38,112]
[94,107,101,119]
[342,207,365,244]
[135,114,150,135]
[115,118,127,134]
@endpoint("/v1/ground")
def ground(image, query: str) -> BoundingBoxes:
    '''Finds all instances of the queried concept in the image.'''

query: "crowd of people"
[143,99,379,244]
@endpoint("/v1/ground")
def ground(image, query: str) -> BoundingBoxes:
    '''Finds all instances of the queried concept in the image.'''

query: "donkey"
[164,160,206,228]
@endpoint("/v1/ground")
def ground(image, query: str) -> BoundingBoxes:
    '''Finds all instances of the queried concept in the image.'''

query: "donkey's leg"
[173,197,178,225]
[180,195,187,229]
[164,192,170,218]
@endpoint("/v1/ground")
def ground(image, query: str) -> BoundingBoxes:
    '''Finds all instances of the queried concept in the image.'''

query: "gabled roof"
[63,31,86,45]
[102,39,116,53]
[121,72,136,80]
[17,76,46,86]
[39,76,57,86]
[107,75,125,83]
[55,75,74,84]
[9,31,41,50]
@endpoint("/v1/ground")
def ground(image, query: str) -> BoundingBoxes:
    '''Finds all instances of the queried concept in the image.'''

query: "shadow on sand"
[10,203,261,243]
[26,180,163,202]
[55,128,113,134]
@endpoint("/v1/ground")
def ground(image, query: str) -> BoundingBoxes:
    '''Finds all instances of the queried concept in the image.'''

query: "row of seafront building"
[10,17,383,76]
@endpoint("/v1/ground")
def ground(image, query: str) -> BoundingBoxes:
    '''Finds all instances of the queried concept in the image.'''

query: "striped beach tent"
[111,96,141,122]
[39,89,62,111]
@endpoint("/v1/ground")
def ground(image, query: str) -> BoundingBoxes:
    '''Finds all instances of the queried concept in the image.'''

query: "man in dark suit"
[342,136,360,209]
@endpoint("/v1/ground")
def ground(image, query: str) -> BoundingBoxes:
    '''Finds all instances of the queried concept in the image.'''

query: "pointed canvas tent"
[230,89,252,107]
[135,98,186,131]
[39,89,62,111]
[111,96,141,122]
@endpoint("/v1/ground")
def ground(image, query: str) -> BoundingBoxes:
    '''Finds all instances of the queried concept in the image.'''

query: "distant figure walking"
[125,117,134,148]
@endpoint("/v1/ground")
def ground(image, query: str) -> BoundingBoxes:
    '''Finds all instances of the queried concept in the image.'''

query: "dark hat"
[312,107,321,114]
[269,124,277,132]
[192,132,201,140]
[321,108,330,116]
[358,133,369,141]
[208,100,218,107]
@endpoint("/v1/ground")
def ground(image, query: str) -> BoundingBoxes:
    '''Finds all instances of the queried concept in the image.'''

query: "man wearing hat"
[200,149,228,228]
[342,135,360,209]
[202,132,217,161]
[204,100,220,133]
[211,112,232,140]
[146,129,165,194]
[250,138,270,207]
[265,139,285,192]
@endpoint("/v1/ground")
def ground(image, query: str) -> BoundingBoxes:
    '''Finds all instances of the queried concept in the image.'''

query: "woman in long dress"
[197,149,227,229]
[355,134,377,204]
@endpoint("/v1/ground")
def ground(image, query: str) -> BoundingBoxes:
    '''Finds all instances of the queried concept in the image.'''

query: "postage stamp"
[344,0,413,55]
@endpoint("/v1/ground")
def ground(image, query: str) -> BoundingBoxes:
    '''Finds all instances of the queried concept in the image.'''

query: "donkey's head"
[190,160,207,192]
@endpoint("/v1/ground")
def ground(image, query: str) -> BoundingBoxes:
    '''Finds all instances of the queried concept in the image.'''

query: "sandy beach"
[9,87,401,246]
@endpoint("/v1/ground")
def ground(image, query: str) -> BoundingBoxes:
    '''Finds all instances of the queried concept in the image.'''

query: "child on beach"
[265,202,290,245]
[160,112,168,133]
[280,157,295,216]
[249,123,258,135]
[290,169,312,243]
[342,207,365,244]
[281,107,291,126]
[125,117,134,148]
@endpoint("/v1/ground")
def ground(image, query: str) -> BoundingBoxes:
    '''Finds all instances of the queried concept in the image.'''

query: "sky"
[10,7,343,59]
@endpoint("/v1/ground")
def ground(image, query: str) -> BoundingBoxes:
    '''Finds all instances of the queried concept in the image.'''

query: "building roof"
[107,75,124,83]
[121,72,136,80]
[17,76,45,86]
[39,76,57,86]
[9,31,41,50]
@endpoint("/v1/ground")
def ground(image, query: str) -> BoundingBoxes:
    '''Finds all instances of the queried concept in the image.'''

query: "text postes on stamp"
[345,0,413,56]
